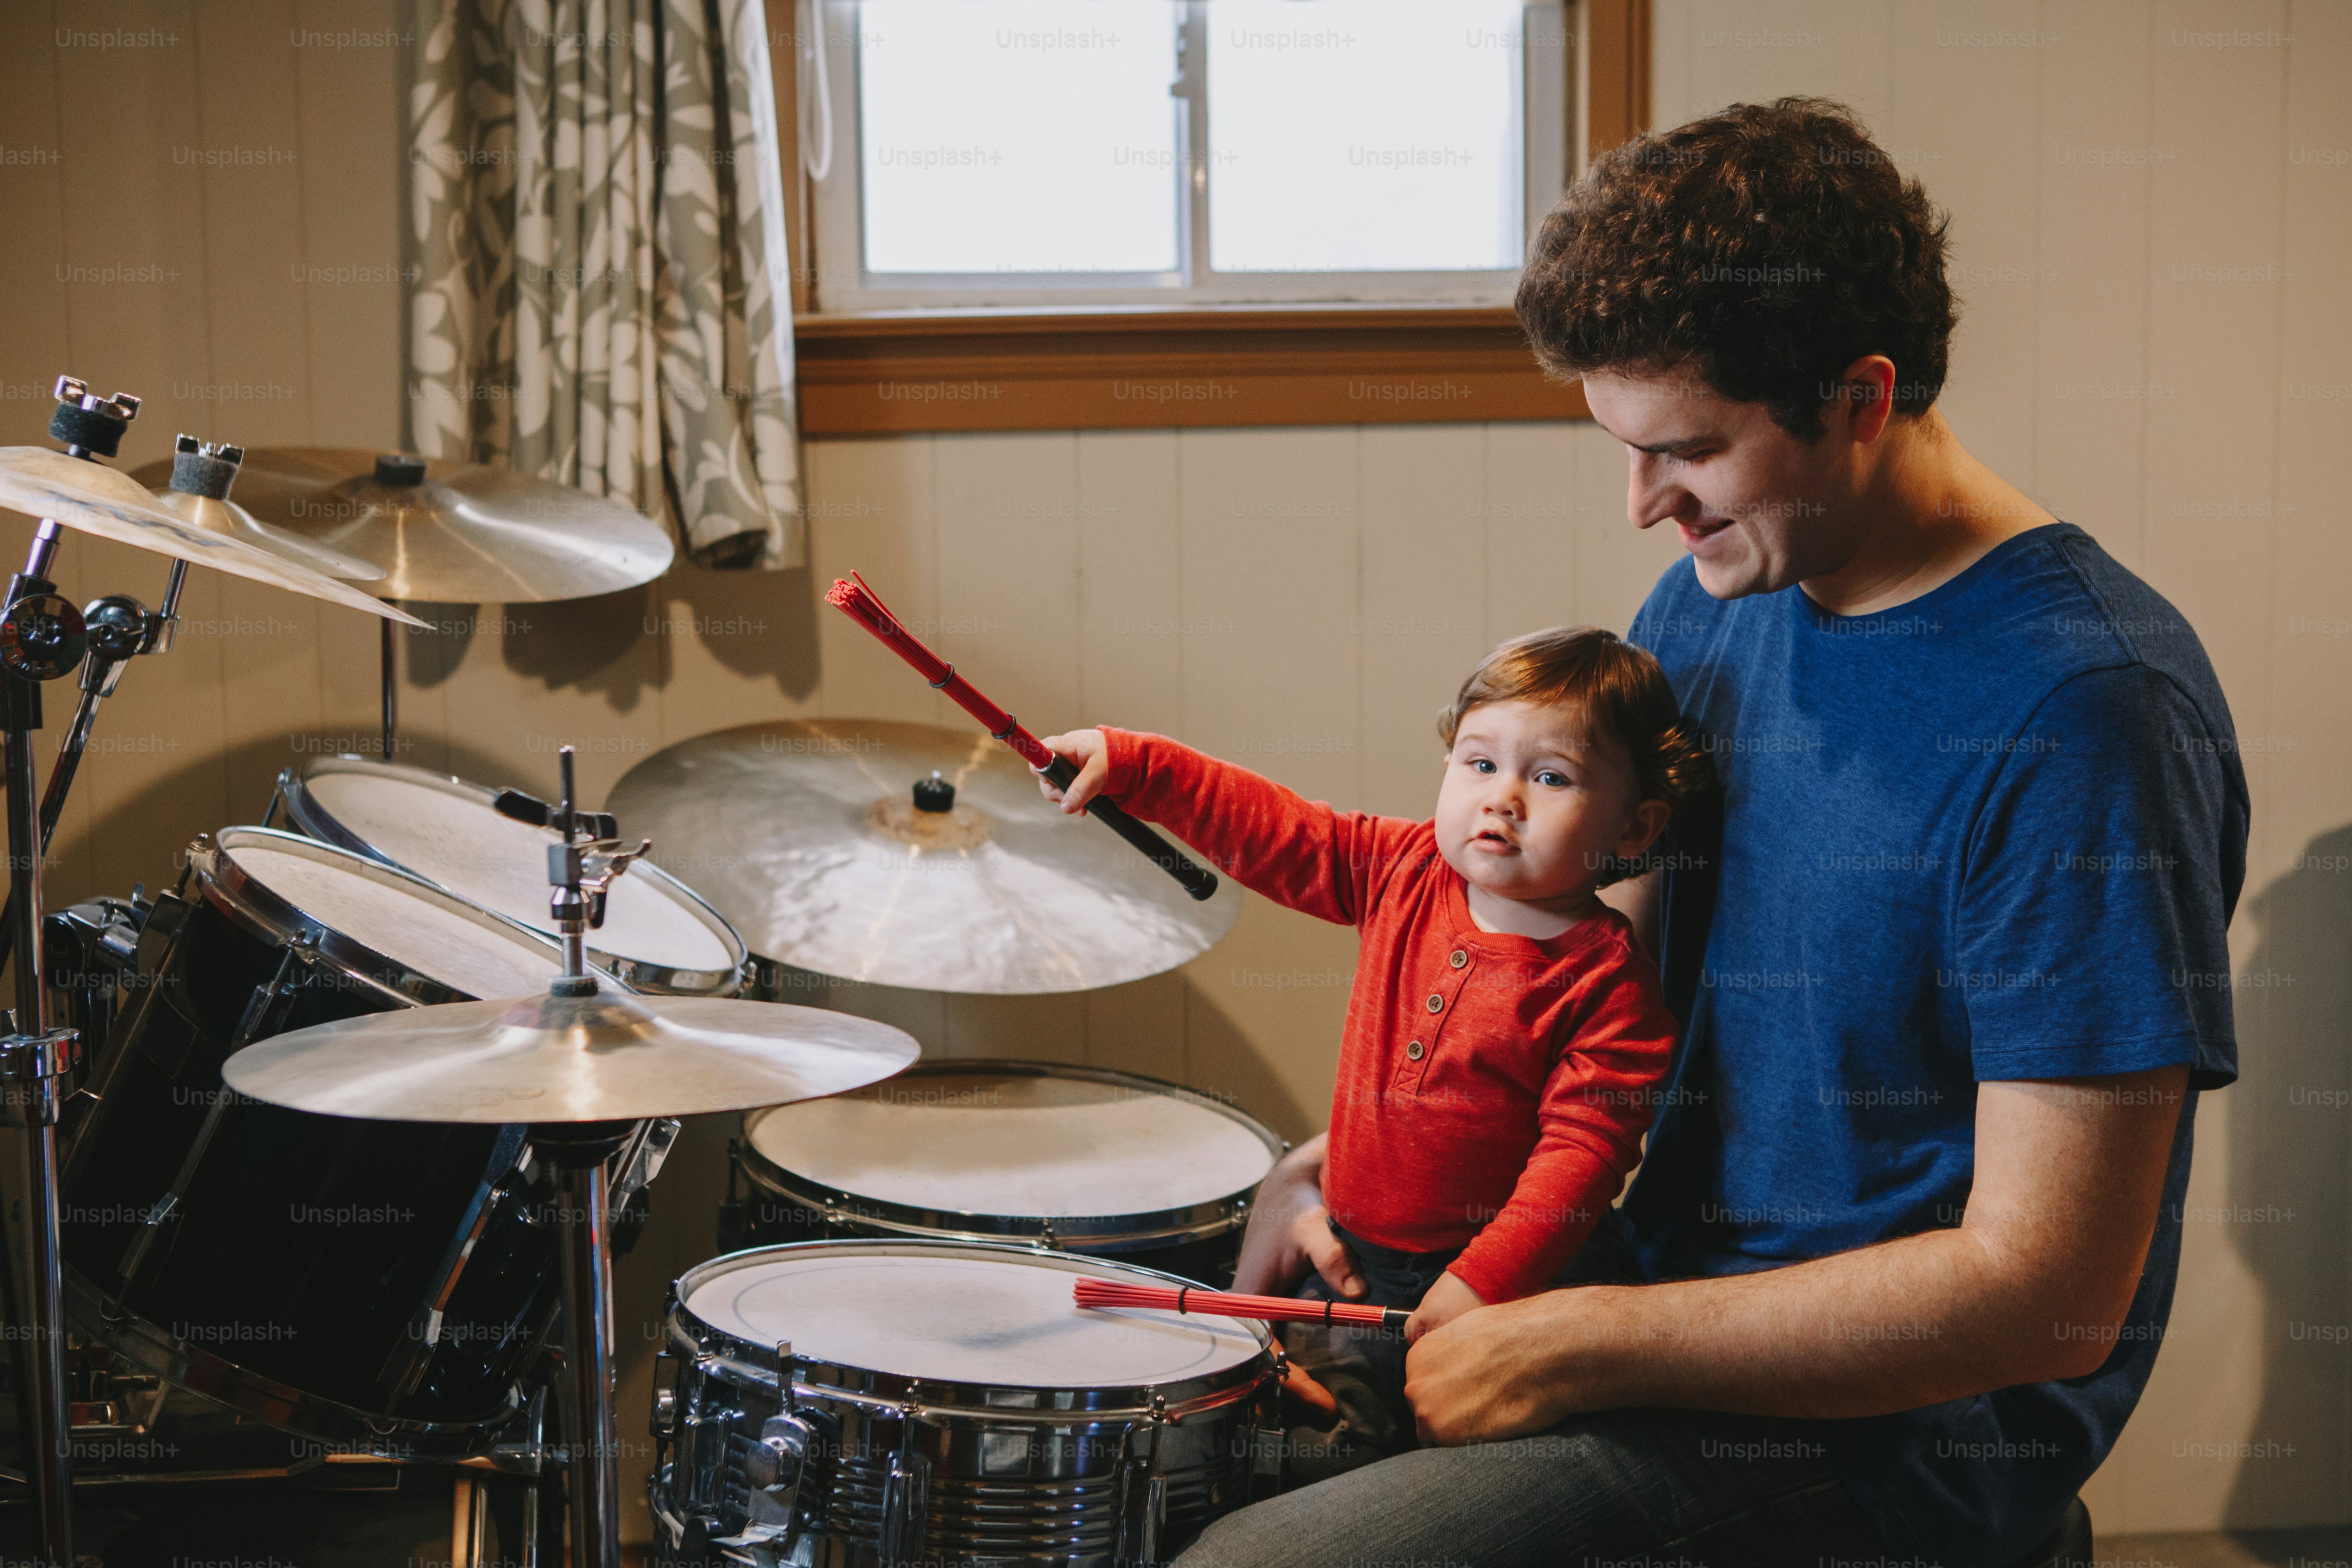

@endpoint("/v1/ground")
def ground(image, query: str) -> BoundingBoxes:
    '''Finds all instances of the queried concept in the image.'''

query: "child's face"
[1433,698,1666,909]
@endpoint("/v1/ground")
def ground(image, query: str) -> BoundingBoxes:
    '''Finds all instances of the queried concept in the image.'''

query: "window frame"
[768,0,1652,433]
[807,1,1567,312]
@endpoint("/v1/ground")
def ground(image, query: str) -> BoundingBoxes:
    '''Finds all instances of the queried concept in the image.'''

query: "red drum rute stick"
[825,573,1218,901]
[1071,1277,1410,1333]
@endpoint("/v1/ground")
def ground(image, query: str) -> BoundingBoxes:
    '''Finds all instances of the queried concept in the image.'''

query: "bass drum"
[60,827,620,1456]
[650,1241,1279,1567]
[728,1061,1286,1284]
[274,754,746,995]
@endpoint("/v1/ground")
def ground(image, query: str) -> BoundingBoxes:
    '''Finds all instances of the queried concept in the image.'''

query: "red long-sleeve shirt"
[1100,730,1678,1303]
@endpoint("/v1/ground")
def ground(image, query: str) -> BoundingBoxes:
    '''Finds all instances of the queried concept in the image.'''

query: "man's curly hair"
[1515,97,1956,441]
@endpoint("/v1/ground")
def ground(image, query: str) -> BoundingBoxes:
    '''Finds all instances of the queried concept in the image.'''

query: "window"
[807,0,1569,311]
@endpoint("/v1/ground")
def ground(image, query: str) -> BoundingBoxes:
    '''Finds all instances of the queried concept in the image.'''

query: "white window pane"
[1208,0,1525,273]
[859,1,1181,275]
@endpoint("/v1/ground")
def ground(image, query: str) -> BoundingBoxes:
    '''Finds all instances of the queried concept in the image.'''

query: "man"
[1178,98,2243,1567]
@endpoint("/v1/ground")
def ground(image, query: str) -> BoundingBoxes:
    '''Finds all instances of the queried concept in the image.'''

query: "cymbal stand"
[0,376,147,1565]
[0,420,214,979]
[531,744,646,1568]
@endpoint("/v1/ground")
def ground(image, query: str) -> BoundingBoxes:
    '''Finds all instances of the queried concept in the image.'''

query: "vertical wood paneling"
[1357,425,1487,819]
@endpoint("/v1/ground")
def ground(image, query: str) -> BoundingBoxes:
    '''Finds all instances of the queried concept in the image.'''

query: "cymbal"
[131,483,386,582]
[0,447,422,626]
[604,720,1243,996]
[227,448,675,603]
[219,987,920,1123]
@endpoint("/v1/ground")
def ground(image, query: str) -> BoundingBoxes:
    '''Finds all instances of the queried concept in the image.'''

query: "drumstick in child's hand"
[1071,1278,1409,1332]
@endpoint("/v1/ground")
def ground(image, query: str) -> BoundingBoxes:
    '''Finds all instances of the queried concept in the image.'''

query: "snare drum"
[729,1062,1286,1283]
[274,754,745,995]
[650,1241,1279,1567]
[60,828,597,1455]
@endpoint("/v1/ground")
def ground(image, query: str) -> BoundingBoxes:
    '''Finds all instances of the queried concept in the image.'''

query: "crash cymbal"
[229,448,675,603]
[0,447,422,625]
[126,480,386,582]
[604,720,1243,996]
[219,986,920,1123]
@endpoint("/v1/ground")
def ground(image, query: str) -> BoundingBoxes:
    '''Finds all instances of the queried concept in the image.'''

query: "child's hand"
[1034,728,1110,814]
[1404,1271,1487,1344]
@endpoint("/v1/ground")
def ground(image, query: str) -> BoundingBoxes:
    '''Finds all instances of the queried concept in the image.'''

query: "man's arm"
[1404,1064,2189,1442]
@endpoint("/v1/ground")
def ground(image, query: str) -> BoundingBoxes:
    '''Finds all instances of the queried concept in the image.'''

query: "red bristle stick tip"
[824,578,859,609]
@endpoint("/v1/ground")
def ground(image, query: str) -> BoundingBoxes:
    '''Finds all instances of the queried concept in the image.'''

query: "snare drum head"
[682,1246,1262,1389]
[745,1065,1280,1222]
[212,829,563,1001]
[296,759,740,986]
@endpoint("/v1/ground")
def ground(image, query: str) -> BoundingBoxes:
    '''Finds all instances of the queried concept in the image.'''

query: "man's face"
[1582,368,1869,600]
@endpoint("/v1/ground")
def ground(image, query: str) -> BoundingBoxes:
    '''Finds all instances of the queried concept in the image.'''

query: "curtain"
[408,0,804,570]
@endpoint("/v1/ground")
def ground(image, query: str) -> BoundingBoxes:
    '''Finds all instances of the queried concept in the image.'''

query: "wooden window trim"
[768,1,1650,436]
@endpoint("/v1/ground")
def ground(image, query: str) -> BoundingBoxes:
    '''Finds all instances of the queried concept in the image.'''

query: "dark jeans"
[1179,1216,1889,1567]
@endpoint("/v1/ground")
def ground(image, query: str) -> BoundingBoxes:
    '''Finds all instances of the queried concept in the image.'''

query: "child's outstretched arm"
[1038,727,1424,927]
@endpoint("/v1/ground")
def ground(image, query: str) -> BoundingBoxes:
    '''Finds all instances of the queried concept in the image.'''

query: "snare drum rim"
[194,826,592,1008]
[735,1059,1288,1254]
[666,1239,1275,1427]
[63,1266,525,1459]
[278,755,749,996]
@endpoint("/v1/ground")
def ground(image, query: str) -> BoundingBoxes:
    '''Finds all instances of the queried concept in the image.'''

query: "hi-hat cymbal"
[0,447,422,626]
[228,449,675,603]
[219,987,920,1123]
[130,482,385,582]
[605,720,1243,996]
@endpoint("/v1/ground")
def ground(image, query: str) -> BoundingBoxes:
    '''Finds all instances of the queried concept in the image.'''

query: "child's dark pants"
[1276,1222,1462,1487]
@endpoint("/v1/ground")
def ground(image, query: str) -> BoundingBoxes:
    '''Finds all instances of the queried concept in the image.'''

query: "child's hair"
[1438,627,1715,818]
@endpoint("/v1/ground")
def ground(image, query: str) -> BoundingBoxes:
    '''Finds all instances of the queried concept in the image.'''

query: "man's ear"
[1619,798,1672,859]
[1831,354,1899,444]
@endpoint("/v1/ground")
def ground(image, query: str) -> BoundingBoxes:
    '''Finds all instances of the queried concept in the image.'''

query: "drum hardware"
[605,719,1241,997]
[879,1382,929,1568]
[220,746,920,1568]
[731,1060,1285,1284]
[275,756,747,997]
[57,831,621,1460]
[648,1241,1276,1567]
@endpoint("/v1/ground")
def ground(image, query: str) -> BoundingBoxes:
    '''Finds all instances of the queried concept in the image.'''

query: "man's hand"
[1405,1288,1619,1445]
[1230,1133,1367,1300]
[1034,728,1110,813]
[1404,1270,1485,1343]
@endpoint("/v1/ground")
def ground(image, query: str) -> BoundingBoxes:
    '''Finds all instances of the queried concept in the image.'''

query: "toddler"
[1039,627,1711,1478]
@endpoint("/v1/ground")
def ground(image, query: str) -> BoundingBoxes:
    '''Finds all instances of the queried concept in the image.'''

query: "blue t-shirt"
[1624,524,2246,1566]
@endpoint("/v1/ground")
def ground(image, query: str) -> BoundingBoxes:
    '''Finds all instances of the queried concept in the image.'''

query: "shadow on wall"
[2224,826,2352,1529]
[397,558,820,713]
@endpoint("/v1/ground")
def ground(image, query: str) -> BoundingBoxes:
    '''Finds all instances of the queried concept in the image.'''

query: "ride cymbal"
[229,449,674,603]
[604,720,1243,996]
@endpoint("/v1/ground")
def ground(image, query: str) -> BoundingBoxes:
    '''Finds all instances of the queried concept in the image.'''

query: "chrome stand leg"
[542,1126,627,1568]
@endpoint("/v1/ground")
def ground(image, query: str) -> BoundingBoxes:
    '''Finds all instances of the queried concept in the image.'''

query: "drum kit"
[0,377,1285,1568]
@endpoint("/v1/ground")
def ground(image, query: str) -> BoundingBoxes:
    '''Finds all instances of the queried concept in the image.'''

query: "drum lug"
[1118,1394,1172,1567]
[878,1448,929,1568]
[879,1382,929,1568]
[739,1409,826,1542]
[1031,1219,1061,1253]
[649,1349,679,1440]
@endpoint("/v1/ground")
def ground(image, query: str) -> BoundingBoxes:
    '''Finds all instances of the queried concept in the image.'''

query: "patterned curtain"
[408,0,804,570]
